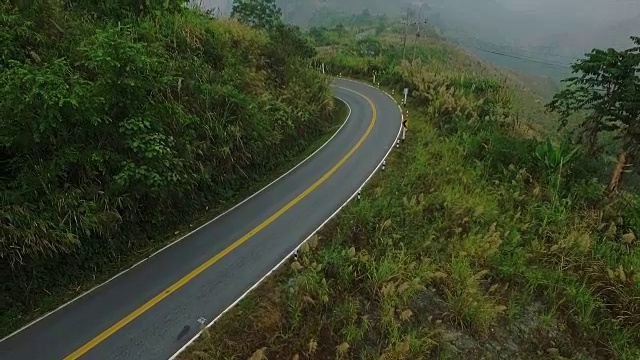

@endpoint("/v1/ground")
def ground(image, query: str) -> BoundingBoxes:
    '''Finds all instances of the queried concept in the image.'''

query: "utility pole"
[412,4,424,63]
[401,7,410,61]
[281,0,290,22]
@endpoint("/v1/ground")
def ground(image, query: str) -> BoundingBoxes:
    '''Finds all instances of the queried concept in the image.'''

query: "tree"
[356,38,382,57]
[547,37,640,195]
[263,22,315,86]
[270,23,315,59]
[231,0,282,31]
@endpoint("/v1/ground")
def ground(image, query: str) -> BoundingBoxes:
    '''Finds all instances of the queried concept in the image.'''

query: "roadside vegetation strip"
[178,29,640,360]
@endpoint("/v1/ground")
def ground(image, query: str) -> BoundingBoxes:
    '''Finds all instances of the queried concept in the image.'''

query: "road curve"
[0,78,401,360]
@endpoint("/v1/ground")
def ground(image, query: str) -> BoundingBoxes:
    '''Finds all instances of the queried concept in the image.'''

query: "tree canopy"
[231,0,282,31]
[547,36,640,193]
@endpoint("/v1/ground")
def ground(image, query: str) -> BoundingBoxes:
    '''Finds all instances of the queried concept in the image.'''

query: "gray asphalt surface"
[0,78,401,360]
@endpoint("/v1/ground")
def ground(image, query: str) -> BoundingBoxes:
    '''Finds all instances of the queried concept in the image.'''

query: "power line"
[470,40,578,61]
[471,47,573,69]
[430,21,579,61]
[412,4,424,63]
[401,7,410,60]
[510,47,577,61]
[484,45,578,61]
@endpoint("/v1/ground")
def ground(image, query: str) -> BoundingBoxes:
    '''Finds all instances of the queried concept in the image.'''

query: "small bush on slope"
[0,2,336,335]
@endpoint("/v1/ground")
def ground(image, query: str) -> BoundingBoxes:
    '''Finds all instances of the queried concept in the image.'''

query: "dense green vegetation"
[0,0,339,335]
[180,17,640,360]
[548,37,640,195]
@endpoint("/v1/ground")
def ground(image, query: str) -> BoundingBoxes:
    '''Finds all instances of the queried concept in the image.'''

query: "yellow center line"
[64,85,376,359]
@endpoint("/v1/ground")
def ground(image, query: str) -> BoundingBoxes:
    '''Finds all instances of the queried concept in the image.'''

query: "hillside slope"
[178,17,640,360]
[0,1,338,335]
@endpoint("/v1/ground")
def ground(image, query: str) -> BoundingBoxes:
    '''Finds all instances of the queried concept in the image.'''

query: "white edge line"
[0,93,352,343]
[168,79,403,360]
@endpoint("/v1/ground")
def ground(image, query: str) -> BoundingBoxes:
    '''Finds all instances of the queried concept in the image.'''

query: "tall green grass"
[178,25,640,358]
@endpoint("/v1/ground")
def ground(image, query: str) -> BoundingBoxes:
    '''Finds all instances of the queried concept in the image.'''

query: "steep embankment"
[0,3,338,335]
[179,19,640,360]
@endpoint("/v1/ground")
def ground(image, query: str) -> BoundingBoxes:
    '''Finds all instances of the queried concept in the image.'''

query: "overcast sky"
[497,0,640,24]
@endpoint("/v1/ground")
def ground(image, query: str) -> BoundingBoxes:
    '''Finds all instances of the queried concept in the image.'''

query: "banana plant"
[534,138,580,199]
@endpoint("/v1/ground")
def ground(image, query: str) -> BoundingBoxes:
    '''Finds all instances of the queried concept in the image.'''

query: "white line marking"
[0,94,352,343]
[168,79,403,360]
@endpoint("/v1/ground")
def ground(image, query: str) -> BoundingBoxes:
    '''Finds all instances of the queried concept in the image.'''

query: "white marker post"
[197,317,207,329]
[402,111,408,142]
[322,63,325,74]
[357,189,362,200]
[382,160,386,171]
[403,87,409,106]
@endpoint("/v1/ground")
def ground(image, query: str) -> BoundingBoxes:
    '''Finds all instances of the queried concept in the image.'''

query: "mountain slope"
[177,17,640,360]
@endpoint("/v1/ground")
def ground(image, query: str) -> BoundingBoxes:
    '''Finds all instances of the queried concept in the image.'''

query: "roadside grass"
[0,99,348,338]
[178,75,640,359]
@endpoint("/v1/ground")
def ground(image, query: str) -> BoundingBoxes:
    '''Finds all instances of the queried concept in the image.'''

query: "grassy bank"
[1,2,341,336]
[178,20,640,360]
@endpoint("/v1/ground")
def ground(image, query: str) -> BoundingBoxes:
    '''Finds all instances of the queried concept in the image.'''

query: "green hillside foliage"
[548,37,640,195]
[311,17,553,139]
[0,0,336,334]
[180,20,640,360]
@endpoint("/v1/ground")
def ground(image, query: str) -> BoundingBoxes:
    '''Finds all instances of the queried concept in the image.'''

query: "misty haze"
[194,0,640,82]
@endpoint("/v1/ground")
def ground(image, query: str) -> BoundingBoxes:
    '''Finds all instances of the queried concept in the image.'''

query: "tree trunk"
[586,129,600,156]
[606,150,629,196]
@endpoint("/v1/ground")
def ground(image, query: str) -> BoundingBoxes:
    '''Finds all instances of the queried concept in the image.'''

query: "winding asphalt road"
[0,78,401,360]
